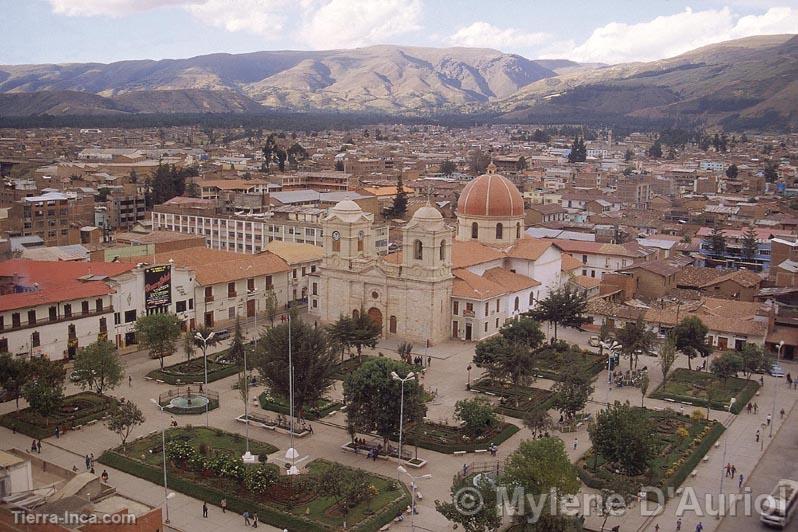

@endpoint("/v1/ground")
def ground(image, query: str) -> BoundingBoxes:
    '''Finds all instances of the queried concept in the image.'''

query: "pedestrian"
[747,402,752,414]
[787,373,793,386]
[676,517,682,530]
[37,439,42,453]
[101,469,109,482]
[462,463,468,477]
[725,463,731,477]
[371,449,377,462]
[680,405,684,416]
[731,464,736,478]
[756,430,760,442]
[55,426,60,438]
[85,454,90,470]
[252,512,258,528]
[696,522,703,532]
[243,511,251,525]
[31,440,37,453]
[427,356,431,367]
[90,453,95,467]
[202,501,208,518]
[754,402,759,414]
[72,465,78,473]
[654,524,659,532]
[221,498,227,513]
[738,474,744,489]
[90,466,95,474]
[573,437,578,450]
[760,375,764,386]
[767,413,772,426]
[128,375,132,387]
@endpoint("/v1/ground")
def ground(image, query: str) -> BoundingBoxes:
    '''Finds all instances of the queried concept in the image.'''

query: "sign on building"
[144,265,171,309]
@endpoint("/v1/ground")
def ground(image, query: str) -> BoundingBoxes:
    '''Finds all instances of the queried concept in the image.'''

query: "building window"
[484,322,488,333]
[312,299,318,308]
[485,302,489,315]
[265,275,273,289]
[49,306,57,321]
[0,339,7,352]
[496,223,503,240]
[357,238,364,252]
[453,301,459,315]
[389,316,397,334]
[582,254,588,264]
[82,301,90,315]
[514,297,520,311]
[293,269,297,279]
[471,222,478,239]
[99,317,107,333]
[353,309,359,319]
[591,270,596,278]
[496,299,499,312]
[301,267,306,276]
[205,286,214,301]
[27,310,36,326]
[311,265,316,273]
[529,292,535,305]
[228,282,236,298]
[95,299,103,312]
[247,278,255,292]
[124,310,137,323]
[229,307,236,319]
[31,331,40,348]
[12,313,20,328]
[332,239,341,252]
[176,300,187,313]
[516,222,521,239]
[496,318,499,328]
[189,298,194,310]
[414,240,423,260]
[439,241,446,261]
[114,312,120,325]
[312,283,318,296]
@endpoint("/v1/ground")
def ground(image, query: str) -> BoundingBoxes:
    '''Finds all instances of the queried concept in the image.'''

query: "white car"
[588,336,601,347]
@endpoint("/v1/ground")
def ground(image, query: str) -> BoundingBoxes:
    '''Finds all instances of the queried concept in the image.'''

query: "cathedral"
[308,164,565,345]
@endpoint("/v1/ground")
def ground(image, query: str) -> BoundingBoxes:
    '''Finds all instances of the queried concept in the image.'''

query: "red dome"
[457,172,524,218]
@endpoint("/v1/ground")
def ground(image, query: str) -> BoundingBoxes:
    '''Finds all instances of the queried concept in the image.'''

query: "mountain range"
[0,35,796,129]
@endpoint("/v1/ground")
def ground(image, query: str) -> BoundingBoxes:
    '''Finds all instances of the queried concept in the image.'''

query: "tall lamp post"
[194,330,215,426]
[391,370,415,467]
[285,312,300,475]
[397,466,431,532]
[238,300,256,463]
[771,340,784,438]
[149,399,175,524]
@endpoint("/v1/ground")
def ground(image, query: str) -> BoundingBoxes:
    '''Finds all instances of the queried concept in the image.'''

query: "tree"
[343,358,426,452]
[0,353,29,410]
[106,401,144,452]
[567,136,587,163]
[551,357,593,420]
[455,397,499,438]
[469,149,491,174]
[439,159,457,176]
[615,317,656,369]
[263,288,278,326]
[134,313,182,369]
[501,438,580,522]
[648,141,663,158]
[671,316,711,370]
[528,285,588,340]
[21,357,65,421]
[516,156,527,171]
[183,332,196,361]
[436,476,501,532]
[740,226,758,261]
[344,312,381,358]
[473,336,536,393]
[390,175,408,217]
[588,401,654,475]
[659,337,677,381]
[598,321,615,357]
[725,164,739,179]
[318,463,371,519]
[711,351,743,381]
[763,161,779,182]
[739,343,768,379]
[185,181,200,198]
[227,318,246,367]
[639,373,650,407]
[523,408,552,437]
[73,340,123,394]
[708,226,726,259]
[255,317,337,418]
[498,316,545,350]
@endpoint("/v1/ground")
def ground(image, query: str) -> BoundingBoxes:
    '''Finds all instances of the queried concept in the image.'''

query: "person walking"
[756,430,760,443]
[780,408,785,419]
[754,402,759,414]
[243,511,251,526]
[573,437,578,450]
[85,454,91,470]
[90,453,95,468]
[731,464,736,478]
[55,426,60,438]
[696,522,703,532]
[676,517,682,530]
[427,356,431,367]
[725,463,731,477]
[738,474,744,489]
[101,470,109,482]
[767,413,772,426]
[37,439,42,453]
[31,440,37,453]
[202,501,208,518]
[221,498,227,513]
[747,402,752,414]
[252,512,258,528]
[128,375,132,387]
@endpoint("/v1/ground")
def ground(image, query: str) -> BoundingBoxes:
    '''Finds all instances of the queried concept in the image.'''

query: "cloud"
[447,22,549,52]
[49,0,190,17]
[557,7,798,64]
[299,0,423,49]
[186,0,290,37]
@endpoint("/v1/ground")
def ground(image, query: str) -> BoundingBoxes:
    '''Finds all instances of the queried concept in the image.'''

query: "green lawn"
[530,345,606,381]
[470,378,555,419]
[0,391,117,439]
[578,408,724,498]
[147,350,244,385]
[101,427,409,531]
[404,420,519,453]
[650,368,759,414]
[258,393,342,420]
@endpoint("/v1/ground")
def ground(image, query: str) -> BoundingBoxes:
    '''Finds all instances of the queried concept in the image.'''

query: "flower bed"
[650,368,759,414]
[404,420,519,454]
[577,408,724,500]
[258,393,342,420]
[146,346,250,385]
[470,378,555,419]
[100,427,409,531]
[0,391,117,439]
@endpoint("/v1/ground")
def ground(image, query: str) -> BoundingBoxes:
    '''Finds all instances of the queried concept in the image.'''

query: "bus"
[760,479,798,528]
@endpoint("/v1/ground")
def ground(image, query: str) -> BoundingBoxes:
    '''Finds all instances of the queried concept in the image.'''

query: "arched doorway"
[367,307,383,332]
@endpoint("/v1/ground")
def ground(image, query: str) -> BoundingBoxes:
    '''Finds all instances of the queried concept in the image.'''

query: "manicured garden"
[0,391,117,439]
[650,368,759,414]
[146,350,243,385]
[578,408,724,499]
[470,378,555,419]
[530,344,605,381]
[404,420,519,454]
[100,427,410,531]
[258,392,342,420]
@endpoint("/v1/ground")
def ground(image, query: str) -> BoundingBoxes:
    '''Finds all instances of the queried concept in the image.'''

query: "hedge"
[99,452,409,531]
[404,422,520,454]
[147,362,241,385]
[665,421,725,492]
[650,371,759,415]
[258,394,342,420]
[0,392,117,439]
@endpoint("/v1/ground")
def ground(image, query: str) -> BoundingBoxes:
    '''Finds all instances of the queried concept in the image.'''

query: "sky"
[2,0,798,65]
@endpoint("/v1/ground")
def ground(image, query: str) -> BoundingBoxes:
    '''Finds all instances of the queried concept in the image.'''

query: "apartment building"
[280,171,353,191]
[8,192,95,247]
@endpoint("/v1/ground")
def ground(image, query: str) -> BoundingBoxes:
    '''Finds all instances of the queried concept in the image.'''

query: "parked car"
[768,363,786,377]
[588,336,601,347]
[69,369,88,383]
[213,329,231,341]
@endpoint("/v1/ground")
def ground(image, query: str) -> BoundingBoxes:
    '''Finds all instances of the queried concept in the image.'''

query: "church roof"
[451,240,505,269]
[457,170,524,218]
[452,268,507,300]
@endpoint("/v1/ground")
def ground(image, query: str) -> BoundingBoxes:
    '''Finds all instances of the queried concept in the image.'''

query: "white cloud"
[186,0,290,37]
[447,22,549,52]
[557,7,798,64]
[299,0,423,49]
[49,0,190,17]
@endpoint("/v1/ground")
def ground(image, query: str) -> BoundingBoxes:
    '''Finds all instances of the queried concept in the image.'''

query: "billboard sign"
[144,265,172,309]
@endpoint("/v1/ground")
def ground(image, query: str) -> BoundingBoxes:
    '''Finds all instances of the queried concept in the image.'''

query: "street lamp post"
[285,312,300,476]
[771,340,784,438]
[391,371,415,467]
[466,365,472,389]
[149,399,174,524]
[397,465,431,532]
[194,331,215,426]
